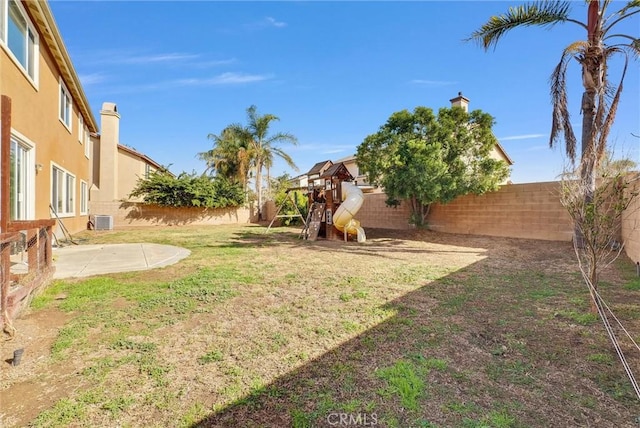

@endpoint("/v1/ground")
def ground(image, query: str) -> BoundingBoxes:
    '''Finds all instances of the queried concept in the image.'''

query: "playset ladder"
[301,202,325,241]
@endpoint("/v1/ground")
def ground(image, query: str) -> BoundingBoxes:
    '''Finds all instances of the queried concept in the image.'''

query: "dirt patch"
[0,307,77,426]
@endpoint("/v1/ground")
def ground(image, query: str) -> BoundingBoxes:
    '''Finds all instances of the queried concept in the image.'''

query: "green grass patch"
[376,360,426,411]
[198,350,224,364]
[556,309,599,326]
[31,398,87,427]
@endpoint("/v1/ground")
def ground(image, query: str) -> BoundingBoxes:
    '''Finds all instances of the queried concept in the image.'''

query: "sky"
[48,0,639,184]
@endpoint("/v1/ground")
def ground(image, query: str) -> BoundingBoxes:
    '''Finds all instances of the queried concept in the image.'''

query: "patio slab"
[52,243,190,279]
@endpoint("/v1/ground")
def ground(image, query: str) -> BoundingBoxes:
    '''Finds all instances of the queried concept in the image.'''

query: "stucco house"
[91,103,165,205]
[1,0,163,237]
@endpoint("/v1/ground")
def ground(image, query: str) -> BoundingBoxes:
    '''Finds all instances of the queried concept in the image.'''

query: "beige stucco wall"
[1,2,92,235]
[117,149,149,201]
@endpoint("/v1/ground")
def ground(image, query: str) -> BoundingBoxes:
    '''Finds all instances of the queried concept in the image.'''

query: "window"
[9,135,34,220]
[51,164,75,216]
[1,0,38,81]
[145,163,151,179]
[84,133,91,159]
[78,116,83,142]
[59,79,72,130]
[80,181,88,214]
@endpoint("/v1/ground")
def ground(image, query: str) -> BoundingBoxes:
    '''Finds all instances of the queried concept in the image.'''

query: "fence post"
[1,95,12,331]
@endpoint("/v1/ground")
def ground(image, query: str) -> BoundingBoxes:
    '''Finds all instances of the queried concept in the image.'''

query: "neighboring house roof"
[118,144,165,172]
[307,160,333,176]
[494,141,514,166]
[23,1,98,133]
[321,163,353,180]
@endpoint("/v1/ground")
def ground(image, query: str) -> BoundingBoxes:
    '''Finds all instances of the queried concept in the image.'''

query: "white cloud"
[410,79,457,86]
[322,148,347,154]
[78,72,106,86]
[121,52,201,64]
[265,16,287,28]
[176,72,272,86]
[499,134,546,141]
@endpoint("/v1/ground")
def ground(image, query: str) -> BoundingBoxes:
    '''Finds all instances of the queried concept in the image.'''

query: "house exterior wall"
[97,103,119,201]
[117,149,149,201]
[1,0,94,236]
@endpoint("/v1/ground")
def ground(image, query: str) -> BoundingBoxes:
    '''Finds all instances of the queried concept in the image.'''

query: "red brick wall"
[427,182,574,241]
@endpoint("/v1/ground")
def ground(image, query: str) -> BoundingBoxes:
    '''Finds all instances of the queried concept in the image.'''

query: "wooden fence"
[1,220,55,335]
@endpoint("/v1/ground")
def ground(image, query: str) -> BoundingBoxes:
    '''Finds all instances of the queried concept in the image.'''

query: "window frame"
[51,163,76,217]
[80,180,88,215]
[9,130,36,221]
[78,115,84,143]
[0,0,39,86]
[59,78,72,132]
[84,131,91,159]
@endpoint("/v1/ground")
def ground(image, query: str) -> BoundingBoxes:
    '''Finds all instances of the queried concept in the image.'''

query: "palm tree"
[243,105,298,220]
[469,0,638,242]
[198,125,253,191]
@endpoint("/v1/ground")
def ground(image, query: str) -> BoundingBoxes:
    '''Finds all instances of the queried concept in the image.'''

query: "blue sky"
[49,1,639,183]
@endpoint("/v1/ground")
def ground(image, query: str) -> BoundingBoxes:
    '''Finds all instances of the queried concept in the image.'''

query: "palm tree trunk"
[255,161,263,221]
[579,32,604,311]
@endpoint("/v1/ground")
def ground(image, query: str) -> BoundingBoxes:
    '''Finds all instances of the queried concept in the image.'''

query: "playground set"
[267,161,366,243]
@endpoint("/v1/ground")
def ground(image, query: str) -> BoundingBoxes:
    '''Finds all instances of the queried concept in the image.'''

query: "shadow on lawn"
[192,231,640,428]
[213,227,491,262]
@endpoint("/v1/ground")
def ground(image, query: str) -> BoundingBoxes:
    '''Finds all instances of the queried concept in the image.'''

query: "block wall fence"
[87,180,640,263]
[88,201,255,227]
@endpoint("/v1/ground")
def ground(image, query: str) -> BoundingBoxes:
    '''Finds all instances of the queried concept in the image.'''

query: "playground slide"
[333,181,366,243]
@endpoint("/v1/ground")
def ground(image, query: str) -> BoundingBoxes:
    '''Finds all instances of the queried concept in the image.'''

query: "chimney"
[98,102,119,201]
[450,92,470,112]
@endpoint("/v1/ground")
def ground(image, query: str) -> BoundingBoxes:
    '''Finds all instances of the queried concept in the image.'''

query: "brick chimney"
[97,102,119,201]
[450,92,470,112]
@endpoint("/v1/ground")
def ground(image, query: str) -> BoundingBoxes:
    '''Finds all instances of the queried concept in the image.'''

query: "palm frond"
[597,48,629,164]
[618,0,640,16]
[631,38,640,58]
[549,48,579,161]
[467,1,578,50]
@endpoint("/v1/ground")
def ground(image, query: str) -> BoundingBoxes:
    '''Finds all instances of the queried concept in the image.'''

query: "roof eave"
[27,1,99,133]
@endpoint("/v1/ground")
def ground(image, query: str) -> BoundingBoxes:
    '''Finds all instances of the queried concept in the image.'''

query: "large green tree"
[356,106,510,226]
[468,0,639,244]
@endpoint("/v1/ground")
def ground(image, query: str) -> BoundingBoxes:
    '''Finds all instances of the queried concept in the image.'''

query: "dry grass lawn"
[1,224,639,427]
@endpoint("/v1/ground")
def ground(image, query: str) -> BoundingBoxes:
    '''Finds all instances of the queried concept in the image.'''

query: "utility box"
[91,215,113,231]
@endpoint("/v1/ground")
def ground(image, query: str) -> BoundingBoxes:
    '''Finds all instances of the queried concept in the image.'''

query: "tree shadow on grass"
[192,235,640,428]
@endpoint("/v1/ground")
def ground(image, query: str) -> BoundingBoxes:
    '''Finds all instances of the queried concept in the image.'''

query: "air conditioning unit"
[91,215,113,231]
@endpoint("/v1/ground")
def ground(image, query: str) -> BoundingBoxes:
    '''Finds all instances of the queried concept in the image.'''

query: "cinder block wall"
[357,193,413,230]
[428,182,574,241]
[89,201,253,227]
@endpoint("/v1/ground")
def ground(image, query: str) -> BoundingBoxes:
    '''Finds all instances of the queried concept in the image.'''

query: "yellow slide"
[333,182,366,243]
